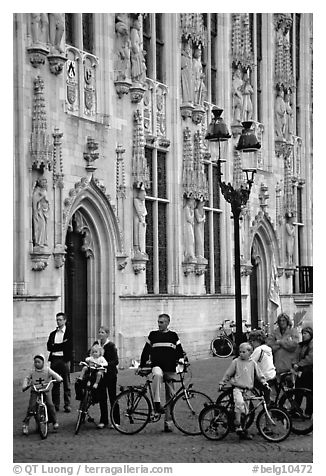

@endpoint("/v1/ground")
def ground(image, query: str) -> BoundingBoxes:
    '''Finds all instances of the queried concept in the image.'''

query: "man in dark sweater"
[140,313,185,432]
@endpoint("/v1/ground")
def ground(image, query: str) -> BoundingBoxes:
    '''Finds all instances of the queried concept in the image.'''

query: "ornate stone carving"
[259,183,269,211]
[65,48,80,112]
[27,45,49,67]
[53,244,66,268]
[193,130,209,201]
[274,14,294,91]
[130,15,146,85]
[83,55,98,116]
[192,45,206,106]
[130,84,146,103]
[181,40,194,105]
[143,80,154,135]
[84,137,99,173]
[231,13,254,70]
[241,263,252,276]
[72,210,95,259]
[285,212,295,266]
[32,177,50,250]
[114,80,132,98]
[192,107,205,125]
[30,251,51,271]
[132,259,147,275]
[52,128,64,187]
[156,84,167,138]
[195,263,207,275]
[114,13,131,82]
[182,262,196,276]
[116,144,126,199]
[28,13,49,67]
[182,127,195,197]
[183,196,196,263]
[30,76,52,171]
[48,53,67,75]
[180,13,206,46]
[133,186,148,255]
[132,110,149,189]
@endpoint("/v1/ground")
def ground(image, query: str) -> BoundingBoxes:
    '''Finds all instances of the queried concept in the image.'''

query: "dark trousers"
[99,373,120,425]
[50,357,71,409]
[23,390,57,424]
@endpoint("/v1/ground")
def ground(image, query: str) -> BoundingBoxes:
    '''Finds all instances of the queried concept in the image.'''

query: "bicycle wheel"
[75,390,90,435]
[199,404,230,441]
[171,389,213,435]
[110,390,151,435]
[216,387,255,431]
[211,337,233,358]
[279,388,313,435]
[36,404,48,439]
[256,407,291,442]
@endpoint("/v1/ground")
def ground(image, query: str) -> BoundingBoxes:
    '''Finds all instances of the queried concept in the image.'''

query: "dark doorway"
[250,250,258,329]
[64,219,88,371]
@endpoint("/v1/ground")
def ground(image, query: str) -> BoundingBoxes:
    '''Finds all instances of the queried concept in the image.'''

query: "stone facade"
[13,13,313,378]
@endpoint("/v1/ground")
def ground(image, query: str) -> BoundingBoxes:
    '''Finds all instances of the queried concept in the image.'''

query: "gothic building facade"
[13,13,313,377]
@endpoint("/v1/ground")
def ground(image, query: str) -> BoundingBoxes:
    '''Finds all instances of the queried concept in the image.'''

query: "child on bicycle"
[219,342,269,439]
[77,344,108,389]
[22,354,63,435]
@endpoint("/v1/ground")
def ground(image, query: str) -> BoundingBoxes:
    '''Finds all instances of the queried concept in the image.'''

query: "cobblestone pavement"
[13,357,313,464]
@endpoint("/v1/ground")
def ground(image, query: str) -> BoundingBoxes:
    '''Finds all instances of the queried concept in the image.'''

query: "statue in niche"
[241,70,254,122]
[284,90,294,142]
[48,13,65,54]
[130,17,146,84]
[183,196,196,261]
[275,87,287,140]
[181,40,193,104]
[30,13,48,46]
[285,213,295,265]
[194,199,206,261]
[133,186,147,254]
[115,14,131,81]
[232,66,243,124]
[32,178,50,248]
[192,46,206,106]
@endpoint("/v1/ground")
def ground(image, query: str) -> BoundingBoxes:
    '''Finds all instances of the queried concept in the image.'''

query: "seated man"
[140,313,185,433]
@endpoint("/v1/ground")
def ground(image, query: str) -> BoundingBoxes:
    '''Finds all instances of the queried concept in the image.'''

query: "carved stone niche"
[116,253,128,270]
[180,104,194,120]
[47,53,68,75]
[27,45,49,68]
[241,263,253,276]
[30,250,51,271]
[114,79,132,98]
[131,249,148,274]
[285,265,296,278]
[182,260,196,276]
[195,261,207,275]
[53,244,66,268]
[130,84,146,103]
[192,106,206,125]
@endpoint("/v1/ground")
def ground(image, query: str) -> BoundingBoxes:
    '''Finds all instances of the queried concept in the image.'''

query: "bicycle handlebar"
[78,361,107,371]
[31,379,58,393]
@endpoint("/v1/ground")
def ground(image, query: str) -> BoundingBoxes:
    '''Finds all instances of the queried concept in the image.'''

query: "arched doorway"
[249,213,280,329]
[62,178,125,371]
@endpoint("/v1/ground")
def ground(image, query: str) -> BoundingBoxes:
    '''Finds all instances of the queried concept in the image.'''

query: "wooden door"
[64,226,88,371]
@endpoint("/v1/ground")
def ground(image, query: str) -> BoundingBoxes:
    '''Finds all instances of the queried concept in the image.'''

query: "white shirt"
[250,344,276,380]
[52,325,66,356]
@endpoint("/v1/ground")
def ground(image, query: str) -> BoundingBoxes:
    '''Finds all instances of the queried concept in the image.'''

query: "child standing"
[77,344,108,389]
[249,329,276,404]
[22,354,63,435]
[219,342,268,438]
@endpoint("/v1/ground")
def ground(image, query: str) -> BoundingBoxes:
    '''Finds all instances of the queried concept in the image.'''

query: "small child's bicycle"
[74,361,107,435]
[23,379,58,439]
[199,386,292,443]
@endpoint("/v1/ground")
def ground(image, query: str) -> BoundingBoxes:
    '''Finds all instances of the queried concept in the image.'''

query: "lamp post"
[205,107,261,350]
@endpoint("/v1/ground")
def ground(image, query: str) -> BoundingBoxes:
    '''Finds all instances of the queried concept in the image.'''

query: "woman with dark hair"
[94,327,120,429]
[266,313,299,376]
[293,325,313,390]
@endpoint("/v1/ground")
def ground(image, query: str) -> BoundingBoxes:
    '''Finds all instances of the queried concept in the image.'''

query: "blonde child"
[22,354,63,435]
[219,342,268,438]
[78,344,108,389]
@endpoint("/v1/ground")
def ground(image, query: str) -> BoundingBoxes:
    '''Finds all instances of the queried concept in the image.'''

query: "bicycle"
[199,386,291,443]
[210,320,236,358]
[23,379,58,439]
[110,360,213,435]
[74,361,107,435]
[271,370,313,435]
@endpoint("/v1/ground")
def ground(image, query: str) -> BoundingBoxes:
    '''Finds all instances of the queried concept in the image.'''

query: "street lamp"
[205,107,261,351]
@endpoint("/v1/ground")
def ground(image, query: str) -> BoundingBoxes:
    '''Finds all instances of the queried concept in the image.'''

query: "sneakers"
[53,422,59,430]
[93,383,98,389]
[154,402,165,414]
[22,424,29,435]
[235,425,243,434]
[97,423,106,429]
